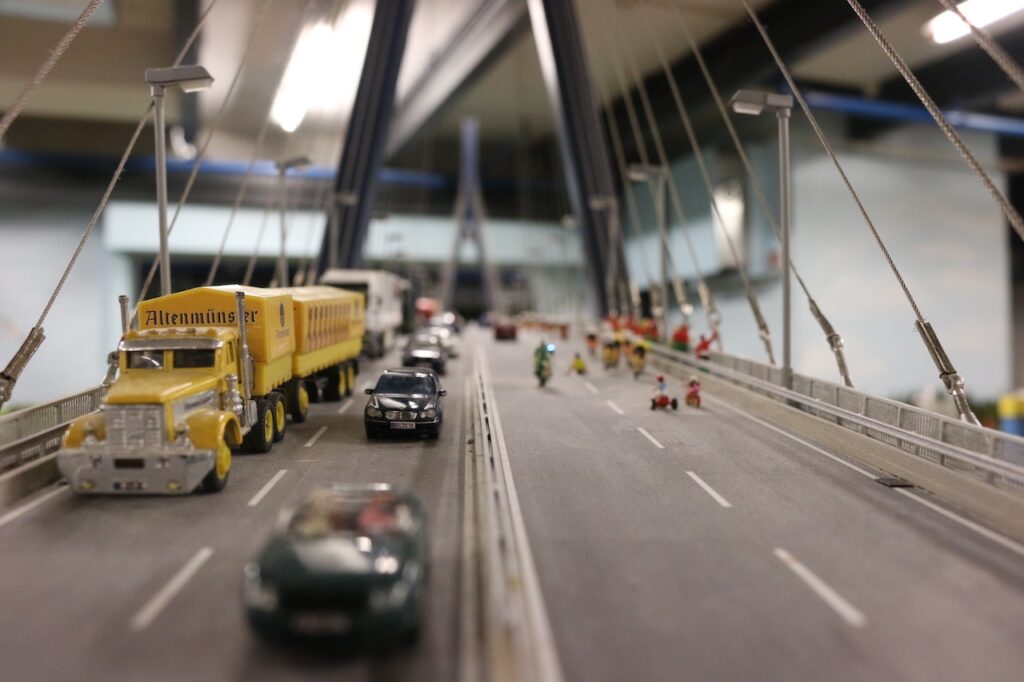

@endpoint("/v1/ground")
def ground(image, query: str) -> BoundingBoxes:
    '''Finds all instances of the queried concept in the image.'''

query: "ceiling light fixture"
[923,0,1024,44]
[270,1,374,133]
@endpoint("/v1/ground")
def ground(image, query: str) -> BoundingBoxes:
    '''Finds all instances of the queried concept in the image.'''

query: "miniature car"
[244,484,428,645]
[364,368,446,439]
[651,393,679,411]
[421,324,459,358]
[402,333,446,375]
[493,317,517,341]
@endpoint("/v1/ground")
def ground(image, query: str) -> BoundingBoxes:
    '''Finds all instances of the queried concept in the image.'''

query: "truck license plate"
[391,421,416,430]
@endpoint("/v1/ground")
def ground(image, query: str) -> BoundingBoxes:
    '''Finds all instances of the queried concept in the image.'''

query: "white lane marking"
[584,381,598,394]
[637,427,665,449]
[774,547,867,628]
[896,489,1024,559]
[0,486,68,529]
[708,395,875,479]
[687,471,732,508]
[710,395,1024,558]
[130,547,214,631]
[247,469,288,508]
[606,400,625,416]
[336,398,353,415]
[304,426,328,448]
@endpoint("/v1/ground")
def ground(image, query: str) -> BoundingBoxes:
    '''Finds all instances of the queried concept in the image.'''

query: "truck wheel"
[304,377,321,404]
[323,365,343,402]
[344,363,355,397]
[270,393,286,442]
[244,399,274,454]
[287,379,309,423]
[201,439,231,492]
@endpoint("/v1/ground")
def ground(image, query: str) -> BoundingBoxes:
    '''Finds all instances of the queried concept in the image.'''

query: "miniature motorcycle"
[536,357,552,387]
[651,393,679,411]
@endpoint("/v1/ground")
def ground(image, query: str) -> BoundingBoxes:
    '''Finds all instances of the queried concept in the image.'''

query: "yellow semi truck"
[57,285,364,495]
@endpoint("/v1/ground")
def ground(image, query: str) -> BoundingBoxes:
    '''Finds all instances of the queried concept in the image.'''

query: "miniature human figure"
[686,375,702,408]
[602,339,621,369]
[567,352,587,375]
[585,329,599,357]
[654,374,668,398]
[629,343,647,379]
[534,341,553,387]
[695,330,719,360]
[671,323,691,352]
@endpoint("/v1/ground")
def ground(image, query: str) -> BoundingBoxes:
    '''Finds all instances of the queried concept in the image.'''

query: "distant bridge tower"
[439,118,505,315]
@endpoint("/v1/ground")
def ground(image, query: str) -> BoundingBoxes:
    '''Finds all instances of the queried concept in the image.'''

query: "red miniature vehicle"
[651,393,679,411]
[686,377,701,408]
[651,377,678,410]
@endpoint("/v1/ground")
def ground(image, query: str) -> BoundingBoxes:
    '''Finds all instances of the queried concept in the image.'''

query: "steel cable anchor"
[915,320,980,426]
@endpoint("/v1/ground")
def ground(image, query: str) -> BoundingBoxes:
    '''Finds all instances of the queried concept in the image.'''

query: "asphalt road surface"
[485,331,1024,682]
[3,328,1024,682]
[0,343,468,682]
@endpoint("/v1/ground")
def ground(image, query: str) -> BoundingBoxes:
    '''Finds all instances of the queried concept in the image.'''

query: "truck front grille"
[105,405,165,450]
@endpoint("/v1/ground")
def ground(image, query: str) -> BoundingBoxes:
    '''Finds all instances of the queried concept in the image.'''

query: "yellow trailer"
[270,285,365,419]
[57,284,365,496]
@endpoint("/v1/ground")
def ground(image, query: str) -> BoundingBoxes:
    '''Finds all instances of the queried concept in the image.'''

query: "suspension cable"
[744,0,979,424]
[0,0,221,408]
[934,0,1024,97]
[638,7,776,364]
[603,102,655,305]
[600,5,721,343]
[845,0,1024,245]
[135,0,277,306]
[242,192,277,286]
[204,113,274,285]
[0,0,103,143]
[669,3,852,384]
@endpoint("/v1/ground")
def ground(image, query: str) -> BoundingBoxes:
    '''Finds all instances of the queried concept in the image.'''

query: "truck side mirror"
[364,388,374,395]
[438,389,447,396]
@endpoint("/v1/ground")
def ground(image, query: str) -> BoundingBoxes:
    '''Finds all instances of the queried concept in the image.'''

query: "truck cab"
[58,327,247,495]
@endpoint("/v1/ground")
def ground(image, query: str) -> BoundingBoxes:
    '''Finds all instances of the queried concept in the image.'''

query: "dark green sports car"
[243,484,428,644]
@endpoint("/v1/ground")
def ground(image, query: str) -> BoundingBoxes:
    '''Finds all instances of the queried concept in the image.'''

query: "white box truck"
[320,269,409,358]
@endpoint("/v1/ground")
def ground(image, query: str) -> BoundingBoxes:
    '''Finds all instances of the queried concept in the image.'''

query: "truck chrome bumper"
[57,446,215,495]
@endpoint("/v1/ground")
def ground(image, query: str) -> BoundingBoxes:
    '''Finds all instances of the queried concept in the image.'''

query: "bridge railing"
[0,388,102,472]
[649,346,1024,496]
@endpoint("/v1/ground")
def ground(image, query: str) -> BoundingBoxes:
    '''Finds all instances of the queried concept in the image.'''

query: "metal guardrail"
[471,346,562,682]
[648,346,1024,496]
[0,387,102,472]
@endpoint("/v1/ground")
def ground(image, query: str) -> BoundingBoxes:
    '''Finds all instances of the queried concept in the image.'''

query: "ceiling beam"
[613,0,913,160]
[385,0,528,160]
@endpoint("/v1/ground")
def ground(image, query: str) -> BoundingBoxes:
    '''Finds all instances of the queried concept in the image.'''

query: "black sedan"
[243,484,428,645]
[402,333,446,375]
[364,368,446,439]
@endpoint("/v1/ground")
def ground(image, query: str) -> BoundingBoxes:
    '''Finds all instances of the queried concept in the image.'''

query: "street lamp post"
[730,89,795,388]
[628,164,670,340]
[274,156,312,286]
[144,65,214,296]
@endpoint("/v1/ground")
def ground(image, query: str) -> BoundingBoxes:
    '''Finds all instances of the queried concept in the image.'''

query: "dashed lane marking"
[304,426,328,448]
[687,471,732,508]
[774,547,866,628]
[637,427,665,449]
[606,400,625,415]
[129,547,214,631]
[247,469,288,507]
